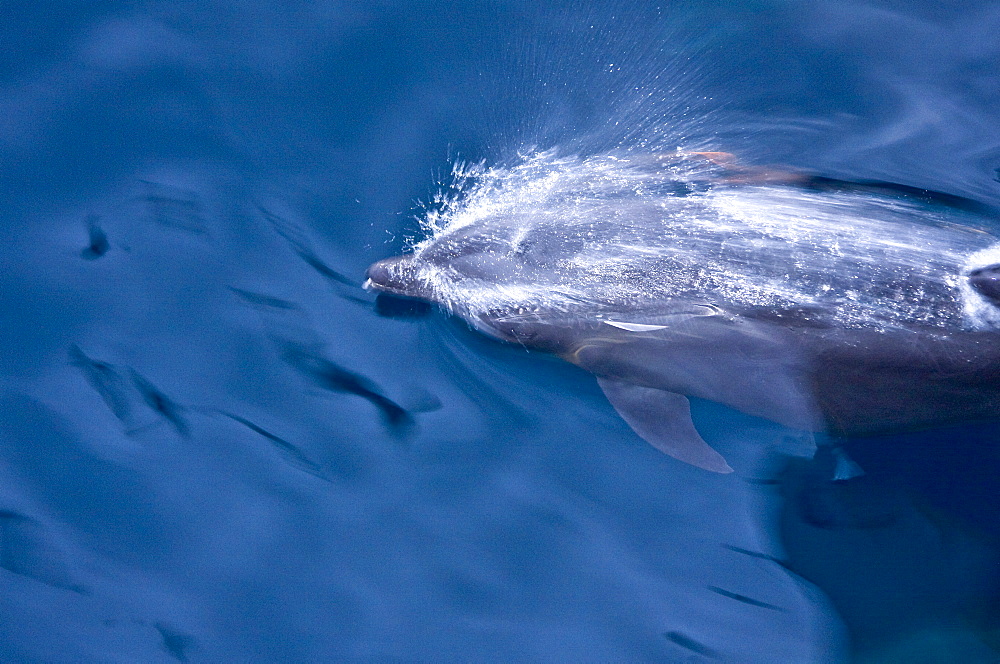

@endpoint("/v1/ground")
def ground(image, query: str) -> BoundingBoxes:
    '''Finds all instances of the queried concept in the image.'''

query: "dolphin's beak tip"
[365,255,425,299]
[364,258,396,291]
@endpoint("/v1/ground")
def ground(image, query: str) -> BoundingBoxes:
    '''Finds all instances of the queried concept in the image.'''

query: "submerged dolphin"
[366,152,1000,473]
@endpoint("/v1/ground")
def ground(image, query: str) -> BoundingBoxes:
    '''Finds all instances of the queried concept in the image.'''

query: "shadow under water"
[780,423,1000,662]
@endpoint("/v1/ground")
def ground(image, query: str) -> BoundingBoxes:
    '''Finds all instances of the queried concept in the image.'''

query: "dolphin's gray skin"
[366,152,1000,472]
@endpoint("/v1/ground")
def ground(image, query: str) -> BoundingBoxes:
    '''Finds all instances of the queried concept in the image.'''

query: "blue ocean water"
[2,1,1000,661]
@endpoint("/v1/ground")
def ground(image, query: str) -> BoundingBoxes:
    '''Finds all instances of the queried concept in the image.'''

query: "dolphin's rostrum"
[366,151,1000,472]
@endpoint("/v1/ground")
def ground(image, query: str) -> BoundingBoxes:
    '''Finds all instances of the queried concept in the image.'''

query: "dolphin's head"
[364,224,586,353]
[365,153,700,344]
[364,219,533,304]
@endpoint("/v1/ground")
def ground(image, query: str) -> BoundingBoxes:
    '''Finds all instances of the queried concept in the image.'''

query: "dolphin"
[365,152,1000,473]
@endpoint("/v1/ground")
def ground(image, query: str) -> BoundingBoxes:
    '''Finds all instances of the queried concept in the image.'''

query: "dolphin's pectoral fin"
[596,377,734,473]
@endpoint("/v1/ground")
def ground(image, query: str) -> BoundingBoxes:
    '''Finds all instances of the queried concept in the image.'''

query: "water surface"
[2,1,999,661]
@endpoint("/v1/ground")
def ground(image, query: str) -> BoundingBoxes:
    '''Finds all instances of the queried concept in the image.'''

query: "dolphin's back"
[543,184,994,331]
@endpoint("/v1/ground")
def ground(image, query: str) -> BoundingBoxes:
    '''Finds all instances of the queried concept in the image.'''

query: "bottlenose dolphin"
[366,152,1000,473]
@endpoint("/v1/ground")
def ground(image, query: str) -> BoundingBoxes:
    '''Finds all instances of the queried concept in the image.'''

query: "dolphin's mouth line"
[362,278,415,299]
[362,279,440,307]
[362,277,408,297]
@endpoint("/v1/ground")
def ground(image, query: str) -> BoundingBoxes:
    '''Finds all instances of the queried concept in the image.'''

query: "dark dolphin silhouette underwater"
[366,152,1000,473]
